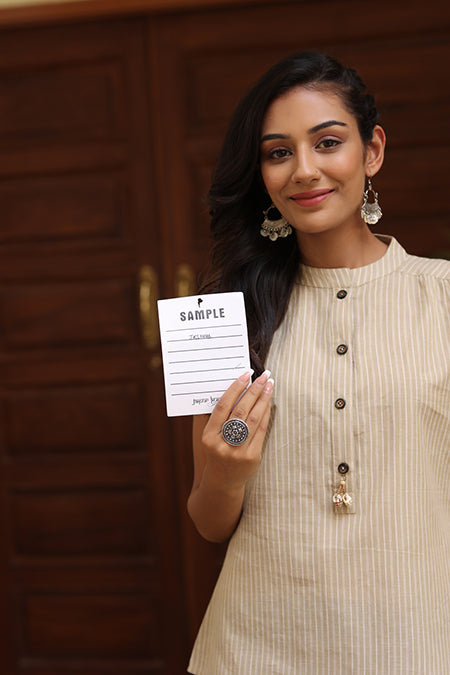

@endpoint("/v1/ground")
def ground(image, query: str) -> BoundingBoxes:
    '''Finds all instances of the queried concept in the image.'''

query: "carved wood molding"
[0,0,283,28]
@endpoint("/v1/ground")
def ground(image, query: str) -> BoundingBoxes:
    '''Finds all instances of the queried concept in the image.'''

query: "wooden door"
[0,17,188,675]
[0,2,448,673]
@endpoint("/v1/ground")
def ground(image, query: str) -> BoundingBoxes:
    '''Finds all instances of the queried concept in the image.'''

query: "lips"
[290,189,334,207]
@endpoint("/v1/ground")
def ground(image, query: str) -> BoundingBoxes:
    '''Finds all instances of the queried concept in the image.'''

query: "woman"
[187,52,449,674]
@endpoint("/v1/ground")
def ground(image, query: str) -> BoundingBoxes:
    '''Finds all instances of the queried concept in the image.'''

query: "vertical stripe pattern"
[188,237,450,675]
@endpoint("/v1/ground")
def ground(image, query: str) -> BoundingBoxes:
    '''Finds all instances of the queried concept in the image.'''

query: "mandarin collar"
[297,236,408,289]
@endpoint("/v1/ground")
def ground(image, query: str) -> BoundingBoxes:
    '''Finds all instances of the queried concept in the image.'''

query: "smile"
[290,189,334,207]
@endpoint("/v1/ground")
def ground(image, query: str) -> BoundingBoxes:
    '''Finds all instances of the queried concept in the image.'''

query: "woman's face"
[260,86,384,239]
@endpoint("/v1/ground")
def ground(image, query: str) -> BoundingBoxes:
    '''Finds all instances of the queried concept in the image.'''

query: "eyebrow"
[309,120,347,134]
[260,120,347,143]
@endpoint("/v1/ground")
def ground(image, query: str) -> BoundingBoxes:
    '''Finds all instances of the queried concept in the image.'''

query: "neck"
[297,225,387,269]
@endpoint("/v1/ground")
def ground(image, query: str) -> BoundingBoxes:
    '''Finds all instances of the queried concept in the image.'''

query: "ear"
[364,125,386,177]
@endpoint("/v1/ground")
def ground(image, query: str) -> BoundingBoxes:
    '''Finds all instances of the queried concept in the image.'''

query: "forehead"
[262,86,356,133]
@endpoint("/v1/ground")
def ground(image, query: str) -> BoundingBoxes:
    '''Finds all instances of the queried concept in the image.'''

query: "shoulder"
[394,250,450,321]
[397,252,450,283]
[383,236,450,312]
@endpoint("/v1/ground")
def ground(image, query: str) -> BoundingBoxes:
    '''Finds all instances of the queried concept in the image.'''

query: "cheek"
[330,157,366,194]
[332,146,366,179]
[260,165,287,194]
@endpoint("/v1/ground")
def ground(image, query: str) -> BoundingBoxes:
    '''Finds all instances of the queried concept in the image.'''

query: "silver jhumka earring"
[361,177,382,225]
[260,203,292,241]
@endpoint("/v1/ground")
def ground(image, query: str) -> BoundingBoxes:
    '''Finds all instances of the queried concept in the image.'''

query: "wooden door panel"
[5,383,144,456]
[2,279,138,349]
[2,372,181,675]
[185,38,450,134]
[11,487,153,557]
[0,48,127,145]
[18,592,164,673]
[0,172,129,245]
[0,16,186,675]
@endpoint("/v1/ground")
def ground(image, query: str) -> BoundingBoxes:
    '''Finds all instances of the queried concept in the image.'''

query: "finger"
[207,377,273,452]
[209,370,254,425]
[247,381,273,448]
[219,375,273,448]
[244,377,273,437]
[229,370,272,423]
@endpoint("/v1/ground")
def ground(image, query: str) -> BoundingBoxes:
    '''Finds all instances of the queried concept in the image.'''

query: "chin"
[291,212,360,236]
[292,222,341,236]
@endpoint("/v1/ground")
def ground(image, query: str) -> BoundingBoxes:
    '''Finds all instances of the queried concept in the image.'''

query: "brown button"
[335,398,346,409]
[336,290,347,299]
[338,462,350,475]
[336,344,348,355]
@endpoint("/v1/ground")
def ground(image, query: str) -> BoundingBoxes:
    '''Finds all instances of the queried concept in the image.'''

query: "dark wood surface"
[0,0,290,27]
[0,16,188,675]
[0,1,448,673]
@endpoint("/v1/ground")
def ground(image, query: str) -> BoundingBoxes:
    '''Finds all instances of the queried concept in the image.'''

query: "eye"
[316,138,342,150]
[266,147,292,160]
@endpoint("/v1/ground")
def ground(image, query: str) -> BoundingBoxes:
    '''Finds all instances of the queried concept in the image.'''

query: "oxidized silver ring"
[221,418,250,446]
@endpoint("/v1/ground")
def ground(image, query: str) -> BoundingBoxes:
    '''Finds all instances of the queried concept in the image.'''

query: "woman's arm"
[187,370,273,543]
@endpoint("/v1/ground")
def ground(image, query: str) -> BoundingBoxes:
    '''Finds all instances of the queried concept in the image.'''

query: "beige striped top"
[188,236,450,675]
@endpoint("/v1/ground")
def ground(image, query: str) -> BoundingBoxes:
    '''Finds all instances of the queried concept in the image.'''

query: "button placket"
[329,281,355,514]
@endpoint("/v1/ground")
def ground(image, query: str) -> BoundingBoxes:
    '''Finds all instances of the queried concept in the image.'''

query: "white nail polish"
[262,369,271,379]
[264,377,274,393]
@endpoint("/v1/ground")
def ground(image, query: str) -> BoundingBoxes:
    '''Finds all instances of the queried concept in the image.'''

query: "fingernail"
[264,378,274,393]
[256,369,271,386]
[239,370,253,382]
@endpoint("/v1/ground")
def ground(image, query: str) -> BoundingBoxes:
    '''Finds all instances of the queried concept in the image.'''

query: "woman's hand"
[201,369,274,490]
[187,370,274,542]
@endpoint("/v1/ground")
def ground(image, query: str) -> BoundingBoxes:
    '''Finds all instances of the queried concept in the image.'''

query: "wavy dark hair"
[200,51,379,374]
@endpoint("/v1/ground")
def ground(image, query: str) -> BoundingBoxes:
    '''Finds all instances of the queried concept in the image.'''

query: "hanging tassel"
[333,478,353,514]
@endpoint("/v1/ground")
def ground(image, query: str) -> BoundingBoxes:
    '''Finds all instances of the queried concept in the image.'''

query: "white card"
[157,292,251,416]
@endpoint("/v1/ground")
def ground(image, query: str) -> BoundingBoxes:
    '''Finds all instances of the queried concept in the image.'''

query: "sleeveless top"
[188,237,450,675]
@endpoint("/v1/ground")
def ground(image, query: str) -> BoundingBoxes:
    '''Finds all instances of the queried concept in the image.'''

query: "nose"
[291,147,320,184]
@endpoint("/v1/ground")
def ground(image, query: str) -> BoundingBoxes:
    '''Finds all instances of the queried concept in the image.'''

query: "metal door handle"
[176,263,196,297]
[139,265,159,350]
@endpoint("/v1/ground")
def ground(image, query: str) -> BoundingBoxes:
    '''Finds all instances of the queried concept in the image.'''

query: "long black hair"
[200,51,379,374]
